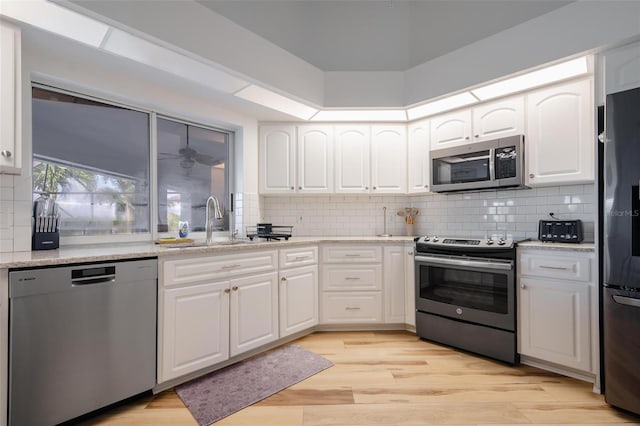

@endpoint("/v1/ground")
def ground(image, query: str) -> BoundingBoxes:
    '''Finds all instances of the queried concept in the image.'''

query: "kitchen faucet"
[205,195,223,245]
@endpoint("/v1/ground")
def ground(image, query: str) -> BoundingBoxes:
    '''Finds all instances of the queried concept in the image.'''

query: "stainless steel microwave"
[430,135,525,193]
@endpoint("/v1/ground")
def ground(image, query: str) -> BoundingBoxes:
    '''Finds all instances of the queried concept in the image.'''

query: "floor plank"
[79,331,640,425]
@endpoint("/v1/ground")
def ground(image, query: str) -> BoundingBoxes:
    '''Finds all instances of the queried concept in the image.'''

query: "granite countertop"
[517,240,595,253]
[0,236,415,269]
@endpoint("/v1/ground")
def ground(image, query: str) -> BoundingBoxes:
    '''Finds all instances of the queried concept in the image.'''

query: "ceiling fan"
[158,127,222,169]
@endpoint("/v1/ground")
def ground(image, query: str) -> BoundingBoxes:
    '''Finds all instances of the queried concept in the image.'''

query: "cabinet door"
[472,96,524,142]
[407,120,431,193]
[430,109,472,149]
[384,246,406,323]
[526,79,594,186]
[0,22,21,174]
[371,125,407,193]
[605,41,640,95]
[259,125,296,193]
[405,244,416,327]
[279,265,318,337]
[335,125,370,193]
[297,125,333,193]
[161,281,230,382]
[519,277,591,372]
[229,272,278,357]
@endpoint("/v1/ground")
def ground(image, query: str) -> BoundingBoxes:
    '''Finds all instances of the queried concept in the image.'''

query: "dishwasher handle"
[71,265,116,286]
[72,276,116,286]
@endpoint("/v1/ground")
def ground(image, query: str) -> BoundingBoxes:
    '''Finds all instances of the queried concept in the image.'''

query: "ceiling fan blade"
[194,153,223,166]
[158,152,181,160]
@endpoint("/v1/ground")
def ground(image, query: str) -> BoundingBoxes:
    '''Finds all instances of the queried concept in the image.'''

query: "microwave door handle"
[489,148,496,181]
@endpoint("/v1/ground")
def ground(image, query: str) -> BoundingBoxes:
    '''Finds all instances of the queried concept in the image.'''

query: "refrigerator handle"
[613,294,640,308]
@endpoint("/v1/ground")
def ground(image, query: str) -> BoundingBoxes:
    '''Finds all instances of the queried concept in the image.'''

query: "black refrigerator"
[603,86,640,416]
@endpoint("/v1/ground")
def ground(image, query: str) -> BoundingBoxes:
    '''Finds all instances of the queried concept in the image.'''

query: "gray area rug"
[175,345,333,425]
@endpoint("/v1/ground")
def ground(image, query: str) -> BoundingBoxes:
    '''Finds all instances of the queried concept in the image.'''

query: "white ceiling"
[197,0,572,72]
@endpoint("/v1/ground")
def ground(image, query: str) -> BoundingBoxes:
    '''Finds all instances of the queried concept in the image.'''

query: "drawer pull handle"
[539,265,571,271]
[345,307,361,311]
[221,264,241,269]
[294,256,310,260]
[344,277,361,280]
[344,254,361,257]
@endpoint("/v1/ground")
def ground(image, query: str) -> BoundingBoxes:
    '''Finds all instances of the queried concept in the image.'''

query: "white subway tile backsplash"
[0,175,14,187]
[261,184,595,242]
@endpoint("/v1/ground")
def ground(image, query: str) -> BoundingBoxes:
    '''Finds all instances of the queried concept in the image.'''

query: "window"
[156,118,231,234]
[31,87,150,236]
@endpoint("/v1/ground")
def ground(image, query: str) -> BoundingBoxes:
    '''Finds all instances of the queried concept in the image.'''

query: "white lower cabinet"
[229,272,279,357]
[384,245,406,324]
[320,245,384,324]
[279,246,319,337]
[279,265,318,337]
[161,281,230,382]
[159,251,278,383]
[519,277,591,371]
[518,248,596,377]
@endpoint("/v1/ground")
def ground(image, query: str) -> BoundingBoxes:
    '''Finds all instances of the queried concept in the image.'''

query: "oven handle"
[415,255,513,271]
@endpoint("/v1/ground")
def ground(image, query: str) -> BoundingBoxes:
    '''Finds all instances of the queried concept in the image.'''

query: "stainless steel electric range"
[414,236,518,364]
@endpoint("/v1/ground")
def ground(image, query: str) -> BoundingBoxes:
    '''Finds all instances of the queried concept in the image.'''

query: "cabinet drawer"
[519,252,591,282]
[322,245,382,263]
[320,291,383,324]
[162,250,277,287]
[321,264,382,291]
[279,246,318,268]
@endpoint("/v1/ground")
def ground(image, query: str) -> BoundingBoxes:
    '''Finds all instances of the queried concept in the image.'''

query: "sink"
[160,240,251,249]
[213,240,251,246]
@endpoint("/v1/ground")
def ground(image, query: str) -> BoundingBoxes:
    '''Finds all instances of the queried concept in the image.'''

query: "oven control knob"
[456,308,463,315]
[432,237,439,242]
[423,237,430,242]
[497,239,506,245]
[486,239,494,245]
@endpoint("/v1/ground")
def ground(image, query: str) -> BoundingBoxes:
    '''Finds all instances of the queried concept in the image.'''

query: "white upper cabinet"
[526,78,594,186]
[335,125,371,193]
[430,97,524,150]
[260,125,333,194]
[605,41,640,95]
[407,120,430,194]
[472,96,524,142]
[371,125,407,193]
[0,21,21,175]
[259,125,296,193]
[430,109,472,149]
[297,125,333,193]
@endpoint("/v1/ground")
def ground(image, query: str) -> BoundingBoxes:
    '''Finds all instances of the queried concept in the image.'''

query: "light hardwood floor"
[81,331,640,425]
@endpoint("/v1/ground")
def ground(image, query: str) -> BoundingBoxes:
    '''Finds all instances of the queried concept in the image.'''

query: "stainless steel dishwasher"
[9,258,157,426]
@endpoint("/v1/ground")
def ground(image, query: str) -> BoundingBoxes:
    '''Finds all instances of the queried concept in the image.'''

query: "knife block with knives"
[32,196,60,250]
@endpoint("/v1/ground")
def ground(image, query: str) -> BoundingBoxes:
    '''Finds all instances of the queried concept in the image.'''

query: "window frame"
[154,114,235,241]
[30,82,235,246]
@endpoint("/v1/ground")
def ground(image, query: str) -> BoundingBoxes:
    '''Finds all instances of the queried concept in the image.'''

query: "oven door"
[415,254,515,331]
